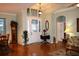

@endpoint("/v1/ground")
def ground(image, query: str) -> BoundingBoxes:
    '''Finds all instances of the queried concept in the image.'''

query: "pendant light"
[38,3,42,16]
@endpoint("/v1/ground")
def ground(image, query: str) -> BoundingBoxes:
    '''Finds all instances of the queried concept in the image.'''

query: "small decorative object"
[23,30,28,46]
[45,20,49,31]
[43,29,47,35]
[53,36,56,43]
[40,29,50,43]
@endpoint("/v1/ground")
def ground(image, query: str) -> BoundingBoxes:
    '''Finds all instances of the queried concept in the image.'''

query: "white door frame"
[27,16,42,44]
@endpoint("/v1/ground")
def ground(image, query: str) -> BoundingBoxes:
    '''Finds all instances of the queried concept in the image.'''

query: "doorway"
[56,16,66,42]
[27,17,41,44]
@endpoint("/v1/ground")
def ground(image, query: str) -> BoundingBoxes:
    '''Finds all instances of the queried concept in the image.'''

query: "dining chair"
[0,34,9,49]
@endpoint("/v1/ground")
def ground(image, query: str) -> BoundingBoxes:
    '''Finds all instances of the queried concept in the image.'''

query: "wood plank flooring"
[0,42,65,56]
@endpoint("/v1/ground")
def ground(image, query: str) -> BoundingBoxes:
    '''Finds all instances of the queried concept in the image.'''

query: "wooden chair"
[0,34,9,50]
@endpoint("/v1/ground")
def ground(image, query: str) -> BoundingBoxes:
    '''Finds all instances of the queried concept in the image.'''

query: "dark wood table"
[40,35,50,42]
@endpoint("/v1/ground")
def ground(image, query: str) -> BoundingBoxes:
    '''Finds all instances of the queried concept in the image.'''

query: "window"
[31,19,40,32]
[32,20,38,32]
[27,8,38,16]
[0,18,6,35]
[27,8,30,16]
[31,9,37,16]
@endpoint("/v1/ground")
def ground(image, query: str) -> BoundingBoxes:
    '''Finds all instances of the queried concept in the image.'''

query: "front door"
[27,17,41,44]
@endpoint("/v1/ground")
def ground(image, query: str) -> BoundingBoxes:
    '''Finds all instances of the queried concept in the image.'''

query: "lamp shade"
[65,28,71,33]
[65,28,74,36]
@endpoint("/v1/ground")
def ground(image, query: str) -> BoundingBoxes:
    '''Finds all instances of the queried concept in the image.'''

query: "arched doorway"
[56,16,66,43]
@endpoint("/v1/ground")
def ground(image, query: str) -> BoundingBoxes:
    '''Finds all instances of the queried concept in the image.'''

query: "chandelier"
[38,3,42,16]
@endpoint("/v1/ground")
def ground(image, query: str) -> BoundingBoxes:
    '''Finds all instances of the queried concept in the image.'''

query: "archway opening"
[56,16,66,42]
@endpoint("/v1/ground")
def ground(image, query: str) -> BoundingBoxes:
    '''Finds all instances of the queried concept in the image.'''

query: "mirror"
[45,20,49,31]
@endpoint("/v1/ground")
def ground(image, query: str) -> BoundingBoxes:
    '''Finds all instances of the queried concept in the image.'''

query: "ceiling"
[31,3,73,13]
[0,3,34,14]
[0,3,74,14]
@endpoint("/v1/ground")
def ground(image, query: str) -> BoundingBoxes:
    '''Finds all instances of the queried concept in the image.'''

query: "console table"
[40,35,50,42]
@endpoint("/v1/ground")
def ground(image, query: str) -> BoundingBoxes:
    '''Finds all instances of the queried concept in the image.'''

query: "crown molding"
[54,7,77,14]
[0,12,16,16]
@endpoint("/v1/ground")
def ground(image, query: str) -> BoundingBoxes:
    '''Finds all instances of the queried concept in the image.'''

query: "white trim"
[54,7,77,14]
[0,12,16,16]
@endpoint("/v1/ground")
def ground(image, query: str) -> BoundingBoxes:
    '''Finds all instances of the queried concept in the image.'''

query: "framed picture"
[77,18,79,32]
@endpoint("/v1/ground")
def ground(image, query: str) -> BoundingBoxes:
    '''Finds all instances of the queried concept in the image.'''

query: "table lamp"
[65,28,74,38]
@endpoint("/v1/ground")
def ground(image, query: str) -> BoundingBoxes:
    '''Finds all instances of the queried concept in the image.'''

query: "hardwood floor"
[0,42,65,56]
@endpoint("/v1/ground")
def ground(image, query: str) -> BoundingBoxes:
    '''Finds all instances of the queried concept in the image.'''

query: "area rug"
[48,49,66,56]
[48,49,79,56]
[0,47,14,56]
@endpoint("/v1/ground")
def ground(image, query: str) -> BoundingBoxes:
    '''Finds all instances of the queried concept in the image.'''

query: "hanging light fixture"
[38,3,42,16]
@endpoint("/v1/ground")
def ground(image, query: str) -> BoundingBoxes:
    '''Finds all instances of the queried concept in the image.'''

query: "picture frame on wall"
[77,18,79,32]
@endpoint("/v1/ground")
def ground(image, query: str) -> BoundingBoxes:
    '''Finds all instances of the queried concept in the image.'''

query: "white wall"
[0,13,16,43]
[17,9,43,45]
[16,10,26,45]
[40,7,79,43]
[17,7,79,45]
[53,8,79,39]
[40,10,54,43]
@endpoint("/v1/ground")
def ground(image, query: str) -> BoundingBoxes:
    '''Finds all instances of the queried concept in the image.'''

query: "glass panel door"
[27,17,41,44]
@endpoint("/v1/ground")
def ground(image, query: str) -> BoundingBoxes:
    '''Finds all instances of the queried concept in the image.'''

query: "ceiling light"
[38,3,42,16]
[38,10,42,15]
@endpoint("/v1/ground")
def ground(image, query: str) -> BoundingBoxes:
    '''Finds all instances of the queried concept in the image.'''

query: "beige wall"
[0,13,16,43]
